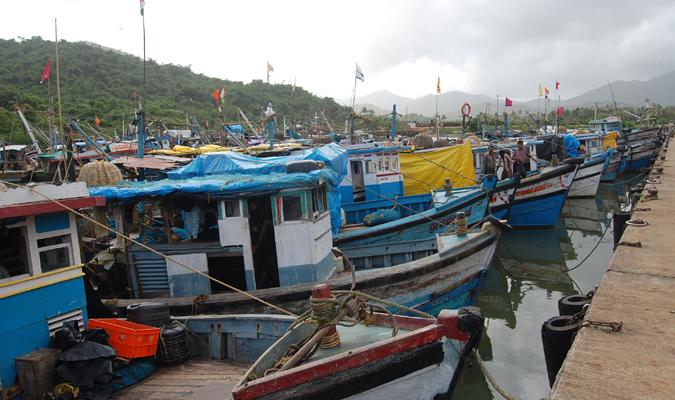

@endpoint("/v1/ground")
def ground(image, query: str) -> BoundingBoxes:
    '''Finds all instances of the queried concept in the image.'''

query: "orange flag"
[95,115,101,127]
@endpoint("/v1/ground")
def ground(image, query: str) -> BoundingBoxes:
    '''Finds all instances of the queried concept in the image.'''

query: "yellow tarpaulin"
[602,131,618,149]
[400,141,476,195]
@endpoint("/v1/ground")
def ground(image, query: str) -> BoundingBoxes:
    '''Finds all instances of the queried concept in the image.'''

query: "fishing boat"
[107,219,504,317]
[0,144,40,182]
[89,144,347,296]
[335,142,496,250]
[113,298,485,400]
[334,181,496,250]
[0,181,105,395]
[489,160,581,228]
[565,133,609,197]
[618,127,663,172]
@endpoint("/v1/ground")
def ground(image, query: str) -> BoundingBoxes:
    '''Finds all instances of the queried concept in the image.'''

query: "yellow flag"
[538,84,543,97]
[437,77,441,94]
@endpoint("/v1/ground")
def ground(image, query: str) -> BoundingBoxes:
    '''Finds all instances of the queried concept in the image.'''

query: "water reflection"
[453,180,637,400]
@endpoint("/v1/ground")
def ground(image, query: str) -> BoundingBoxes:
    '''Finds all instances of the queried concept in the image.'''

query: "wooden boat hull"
[233,310,482,400]
[112,227,501,317]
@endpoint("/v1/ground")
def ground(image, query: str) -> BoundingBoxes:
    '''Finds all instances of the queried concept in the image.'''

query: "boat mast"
[54,18,67,182]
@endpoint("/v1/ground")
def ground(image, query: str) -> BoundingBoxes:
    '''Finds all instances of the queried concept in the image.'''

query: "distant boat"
[0,144,41,182]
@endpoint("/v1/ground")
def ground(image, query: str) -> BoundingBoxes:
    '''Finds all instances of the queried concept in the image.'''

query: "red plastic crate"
[88,318,160,359]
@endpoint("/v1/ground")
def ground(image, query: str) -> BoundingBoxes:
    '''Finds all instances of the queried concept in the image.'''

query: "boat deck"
[112,360,247,400]
[550,137,675,399]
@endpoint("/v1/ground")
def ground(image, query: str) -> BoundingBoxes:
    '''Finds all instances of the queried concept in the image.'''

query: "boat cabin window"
[392,158,398,171]
[351,161,361,175]
[37,234,73,273]
[0,226,29,280]
[365,160,374,174]
[384,158,391,171]
[310,186,328,218]
[378,159,383,171]
[222,199,240,218]
[282,195,303,221]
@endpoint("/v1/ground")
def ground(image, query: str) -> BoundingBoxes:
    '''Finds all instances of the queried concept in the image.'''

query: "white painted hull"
[568,160,604,198]
[344,339,463,400]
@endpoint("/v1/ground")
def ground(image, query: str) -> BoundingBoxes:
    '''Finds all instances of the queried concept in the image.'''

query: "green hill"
[0,37,350,143]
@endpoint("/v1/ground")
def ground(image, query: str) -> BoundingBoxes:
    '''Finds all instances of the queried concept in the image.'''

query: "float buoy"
[461,102,471,117]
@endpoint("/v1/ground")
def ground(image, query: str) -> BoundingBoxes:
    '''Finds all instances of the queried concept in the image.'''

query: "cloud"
[1,0,673,100]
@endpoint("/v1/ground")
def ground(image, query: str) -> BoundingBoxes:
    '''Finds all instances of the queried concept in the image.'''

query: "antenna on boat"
[607,80,618,115]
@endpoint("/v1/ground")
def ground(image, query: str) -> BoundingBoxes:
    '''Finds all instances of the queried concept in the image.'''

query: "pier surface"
[551,146,675,400]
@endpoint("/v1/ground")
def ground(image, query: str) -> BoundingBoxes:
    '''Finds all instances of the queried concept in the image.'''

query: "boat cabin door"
[247,196,280,289]
[350,160,365,202]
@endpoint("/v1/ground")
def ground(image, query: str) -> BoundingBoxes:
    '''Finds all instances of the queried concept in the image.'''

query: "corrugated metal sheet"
[128,242,243,298]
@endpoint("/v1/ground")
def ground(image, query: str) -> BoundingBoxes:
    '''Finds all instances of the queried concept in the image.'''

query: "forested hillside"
[0,37,350,143]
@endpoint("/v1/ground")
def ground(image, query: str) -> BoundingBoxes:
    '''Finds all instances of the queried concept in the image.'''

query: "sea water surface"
[451,177,643,399]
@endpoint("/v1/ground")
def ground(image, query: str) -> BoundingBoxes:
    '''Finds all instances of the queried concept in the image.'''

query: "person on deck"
[512,140,536,177]
[497,149,513,179]
[483,145,497,176]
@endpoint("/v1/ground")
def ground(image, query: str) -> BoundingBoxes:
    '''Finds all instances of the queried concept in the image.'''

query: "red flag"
[555,81,560,90]
[212,88,221,104]
[504,97,513,107]
[544,87,549,98]
[556,106,565,117]
[40,58,51,84]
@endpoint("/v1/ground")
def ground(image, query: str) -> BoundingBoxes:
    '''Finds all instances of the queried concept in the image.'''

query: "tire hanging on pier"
[541,315,580,387]
[558,292,593,316]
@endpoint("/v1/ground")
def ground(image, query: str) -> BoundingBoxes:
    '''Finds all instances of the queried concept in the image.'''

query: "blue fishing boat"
[490,161,581,228]
[619,127,662,172]
[0,182,105,394]
[563,133,609,197]
[334,180,496,249]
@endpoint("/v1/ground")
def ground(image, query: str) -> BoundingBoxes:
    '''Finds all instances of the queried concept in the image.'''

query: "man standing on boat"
[512,140,536,177]
[484,145,497,176]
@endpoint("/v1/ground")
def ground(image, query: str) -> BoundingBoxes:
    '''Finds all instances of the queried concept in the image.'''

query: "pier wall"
[550,139,675,400]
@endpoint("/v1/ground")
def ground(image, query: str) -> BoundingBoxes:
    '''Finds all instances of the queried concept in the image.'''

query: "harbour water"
[451,177,643,399]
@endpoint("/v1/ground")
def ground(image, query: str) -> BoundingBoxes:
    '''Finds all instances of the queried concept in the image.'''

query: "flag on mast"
[40,58,51,84]
[436,77,441,94]
[505,97,513,107]
[544,87,550,99]
[212,88,221,104]
[140,0,145,16]
[267,62,274,73]
[355,63,364,82]
[555,81,560,90]
[95,115,101,127]
[538,84,543,97]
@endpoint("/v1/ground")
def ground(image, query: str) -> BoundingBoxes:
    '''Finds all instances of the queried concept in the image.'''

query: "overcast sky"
[2,0,674,101]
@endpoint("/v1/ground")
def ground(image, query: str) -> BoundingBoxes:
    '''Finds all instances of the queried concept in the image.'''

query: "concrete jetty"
[550,138,675,400]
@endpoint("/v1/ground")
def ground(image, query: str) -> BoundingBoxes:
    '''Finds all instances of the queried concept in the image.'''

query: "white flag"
[355,63,364,82]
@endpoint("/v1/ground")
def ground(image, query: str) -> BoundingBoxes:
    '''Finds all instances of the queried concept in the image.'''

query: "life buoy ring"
[465,134,481,147]
[461,102,471,117]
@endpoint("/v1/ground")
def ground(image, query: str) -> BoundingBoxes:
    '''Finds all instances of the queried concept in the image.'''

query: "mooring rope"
[473,349,521,400]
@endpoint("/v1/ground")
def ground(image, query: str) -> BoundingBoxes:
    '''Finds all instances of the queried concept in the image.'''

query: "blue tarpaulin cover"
[225,124,245,134]
[167,143,347,180]
[563,134,581,157]
[346,145,409,155]
[91,144,348,232]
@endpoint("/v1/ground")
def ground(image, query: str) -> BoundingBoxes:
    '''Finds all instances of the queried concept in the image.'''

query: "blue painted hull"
[625,154,653,172]
[492,191,568,228]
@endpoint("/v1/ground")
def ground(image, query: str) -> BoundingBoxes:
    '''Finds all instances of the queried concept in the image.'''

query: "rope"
[564,218,612,272]
[332,290,435,319]
[0,179,297,317]
[473,349,521,400]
